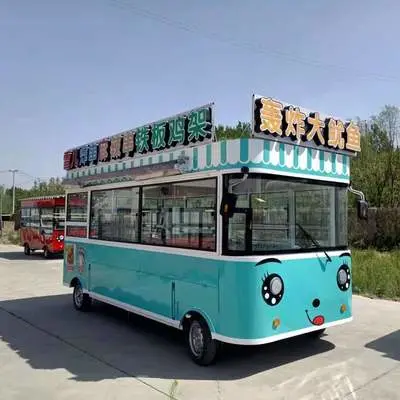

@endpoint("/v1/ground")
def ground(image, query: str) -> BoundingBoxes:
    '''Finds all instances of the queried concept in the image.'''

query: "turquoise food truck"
[62,95,367,365]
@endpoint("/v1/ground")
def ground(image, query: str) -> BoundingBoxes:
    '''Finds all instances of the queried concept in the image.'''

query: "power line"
[0,170,42,182]
[17,170,42,182]
[0,170,46,192]
[109,0,397,83]
[15,179,36,187]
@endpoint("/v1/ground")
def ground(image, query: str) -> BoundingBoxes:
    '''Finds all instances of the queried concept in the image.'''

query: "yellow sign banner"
[252,95,361,154]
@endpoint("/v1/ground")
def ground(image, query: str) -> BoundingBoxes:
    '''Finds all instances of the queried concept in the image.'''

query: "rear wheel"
[73,281,92,311]
[24,244,31,255]
[186,317,219,366]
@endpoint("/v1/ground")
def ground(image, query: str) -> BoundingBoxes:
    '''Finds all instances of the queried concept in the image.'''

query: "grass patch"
[352,249,400,300]
[6,231,20,245]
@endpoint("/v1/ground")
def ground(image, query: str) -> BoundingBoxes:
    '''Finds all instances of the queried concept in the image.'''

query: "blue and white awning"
[65,138,350,184]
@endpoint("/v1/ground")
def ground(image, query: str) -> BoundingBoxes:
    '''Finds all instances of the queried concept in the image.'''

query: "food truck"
[19,195,65,258]
[62,94,367,365]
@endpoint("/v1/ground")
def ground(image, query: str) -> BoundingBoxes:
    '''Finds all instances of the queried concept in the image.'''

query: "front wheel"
[186,318,219,366]
[43,247,51,259]
[307,328,326,339]
[24,244,31,255]
[73,282,92,311]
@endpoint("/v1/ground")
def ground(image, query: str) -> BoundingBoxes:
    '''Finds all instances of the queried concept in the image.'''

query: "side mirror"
[357,199,368,220]
[219,193,237,218]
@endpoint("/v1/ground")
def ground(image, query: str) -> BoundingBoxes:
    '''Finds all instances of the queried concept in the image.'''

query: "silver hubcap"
[74,285,83,308]
[189,321,204,357]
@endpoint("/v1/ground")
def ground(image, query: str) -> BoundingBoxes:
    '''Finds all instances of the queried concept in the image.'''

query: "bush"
[7,231,20,245]
[352,249,400,299]
[375,208,400,250]
[349,208,400,251]
[0,221,20,245]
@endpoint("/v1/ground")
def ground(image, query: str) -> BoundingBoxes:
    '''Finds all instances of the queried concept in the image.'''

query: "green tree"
[372,106,400,207]
[3,177,66,217]
[0,186,12,215]
[351,127,389,207]
[215,121,251,141]
[372,105,400,148]
[351,106,400,207]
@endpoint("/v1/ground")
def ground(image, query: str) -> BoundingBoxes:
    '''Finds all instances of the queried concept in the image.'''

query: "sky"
[1,0,400,188]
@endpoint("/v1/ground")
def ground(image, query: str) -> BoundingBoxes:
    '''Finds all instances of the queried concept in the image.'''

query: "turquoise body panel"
[63,241,352,341]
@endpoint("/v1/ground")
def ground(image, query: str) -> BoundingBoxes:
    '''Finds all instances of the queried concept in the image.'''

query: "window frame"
[20,207,31,228]
[66,192,89,238]
[39,207,55,232]
[222,173,349,256]
[87,177,218,252]
[140,178,218,252]
[29,207,40,228]
[89,186,141,244]
[53,205,66,230]
[66,192,89,223]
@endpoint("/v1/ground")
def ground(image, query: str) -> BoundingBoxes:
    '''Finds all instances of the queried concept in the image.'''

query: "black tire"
[307,328,326,339]
[24,244,31,256]
[186,317,219,366]
[43,247,51,259]
[72,281,92,311]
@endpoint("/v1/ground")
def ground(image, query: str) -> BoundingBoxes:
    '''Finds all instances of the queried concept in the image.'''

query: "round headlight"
[262,273,285,306]
[337,265,351,291]
[59,235,64,240]
[270,276,283,296]
[337,268,347,285]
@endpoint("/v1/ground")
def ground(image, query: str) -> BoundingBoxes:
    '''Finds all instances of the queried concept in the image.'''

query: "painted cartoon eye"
[338,269,347,285]
[262,273,284,306]
[337,265,351,291]
[270,276,283,296]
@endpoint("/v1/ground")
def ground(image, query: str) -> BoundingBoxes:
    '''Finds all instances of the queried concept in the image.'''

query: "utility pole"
[9,169,19,216]
[0,185,3,235]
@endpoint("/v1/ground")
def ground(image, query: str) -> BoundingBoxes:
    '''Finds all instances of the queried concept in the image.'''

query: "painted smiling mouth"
[306,310,325,326]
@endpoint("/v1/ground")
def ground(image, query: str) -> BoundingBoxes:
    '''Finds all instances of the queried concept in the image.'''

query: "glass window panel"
[21,208,31,227]
[141,179,216,250]
[54,206,65,229]
[30,208,40,228]
[225,174,348,254]
[40,207,54,234]
[67,193,88,223]
[90,187,139,243]
[228,213,246,251]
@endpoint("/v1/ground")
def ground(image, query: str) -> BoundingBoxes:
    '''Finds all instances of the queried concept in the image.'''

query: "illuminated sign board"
[64,104,214,170]
[252,94,361,155]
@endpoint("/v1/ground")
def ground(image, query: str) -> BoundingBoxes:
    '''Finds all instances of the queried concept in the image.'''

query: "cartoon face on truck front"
[260,257,352,328]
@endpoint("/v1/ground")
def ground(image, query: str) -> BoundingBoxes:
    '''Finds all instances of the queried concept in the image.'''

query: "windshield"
[224,173,348,255]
